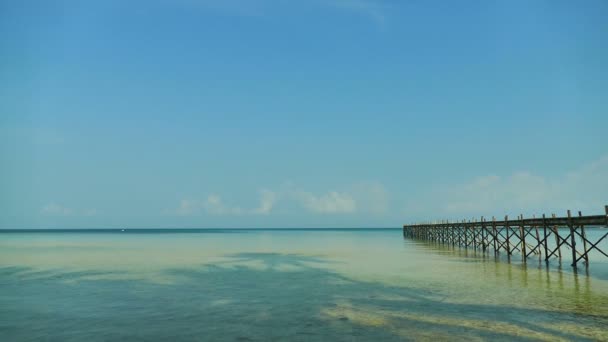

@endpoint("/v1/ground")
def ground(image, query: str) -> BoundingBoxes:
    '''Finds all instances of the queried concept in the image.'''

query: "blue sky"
[1,0,607,228]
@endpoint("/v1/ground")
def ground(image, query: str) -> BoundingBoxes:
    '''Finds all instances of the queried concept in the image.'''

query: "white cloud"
[175,199,201,216]
[286,181,389,215]
[171,190,277,216]
[252,189,277,215]
[292,190,356,214]
[204,194,245,215]
[405,155,608,219]
[443,172,549,214]
[167,181,389,216]
[41,203,73,216]
[282,181,389,215]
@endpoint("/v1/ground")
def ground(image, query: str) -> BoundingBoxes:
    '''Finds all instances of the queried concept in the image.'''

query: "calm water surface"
[1,229,607,341]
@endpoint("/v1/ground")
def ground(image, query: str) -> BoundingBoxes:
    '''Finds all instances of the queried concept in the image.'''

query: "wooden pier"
[403,206,608,267]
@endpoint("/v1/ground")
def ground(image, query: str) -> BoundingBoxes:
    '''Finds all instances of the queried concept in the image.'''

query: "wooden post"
[463,220,469,248]
[472,219,477,250]
[542,214,549,261]
[481,216,486,252]
[520,214,526,262]
[568,210,577,267]
[461,220,466,247]
[534,215,541,257]
[553,213,561,259]
[579,211,589,264]
[492,216,497,254]
[457,221,462,247]
[505,215,511,255]
[448,221,451,245]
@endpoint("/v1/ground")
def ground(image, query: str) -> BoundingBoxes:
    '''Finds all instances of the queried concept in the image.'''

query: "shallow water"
[1,229,607,341]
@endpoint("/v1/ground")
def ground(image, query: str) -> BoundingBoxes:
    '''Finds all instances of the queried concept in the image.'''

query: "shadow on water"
[1,253,607,341]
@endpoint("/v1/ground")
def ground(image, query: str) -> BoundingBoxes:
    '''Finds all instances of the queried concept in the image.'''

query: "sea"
[1,228,607,341]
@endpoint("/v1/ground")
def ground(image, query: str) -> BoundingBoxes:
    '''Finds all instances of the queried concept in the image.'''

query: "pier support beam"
[403,206,608,268]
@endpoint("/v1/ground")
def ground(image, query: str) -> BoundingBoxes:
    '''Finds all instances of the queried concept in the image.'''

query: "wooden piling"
[505,215,511,256]
[481,216,487,252]
[520,214,526,262]
[568,210,577,267]
[552,213,561,259]
[534,217,541,258]
[402,206,608,268]
[579,211,588,264]
[492,216,497,254]
[463,220,469,247]
[542,214,549,261]
[472,219,477,250]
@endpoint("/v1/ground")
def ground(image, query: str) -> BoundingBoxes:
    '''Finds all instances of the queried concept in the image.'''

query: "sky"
[1,0,607,228]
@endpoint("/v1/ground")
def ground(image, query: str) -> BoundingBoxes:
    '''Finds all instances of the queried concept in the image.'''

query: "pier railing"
[403,206,608,267]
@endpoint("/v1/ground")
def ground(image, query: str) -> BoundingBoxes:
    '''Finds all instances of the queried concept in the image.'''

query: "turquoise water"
[1,229,607,341]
